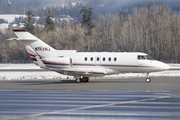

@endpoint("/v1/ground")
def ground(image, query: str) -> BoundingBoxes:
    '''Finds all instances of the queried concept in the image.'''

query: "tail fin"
[12,28,56,59]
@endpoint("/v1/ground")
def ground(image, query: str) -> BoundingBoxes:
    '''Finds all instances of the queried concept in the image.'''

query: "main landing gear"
[145,73,151,83]
[75,77,89,83]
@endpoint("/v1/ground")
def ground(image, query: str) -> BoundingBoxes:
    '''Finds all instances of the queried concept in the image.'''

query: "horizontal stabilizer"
[7,38,37,41]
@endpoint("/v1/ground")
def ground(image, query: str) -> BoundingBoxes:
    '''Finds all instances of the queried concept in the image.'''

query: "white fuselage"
[41,52,170,77]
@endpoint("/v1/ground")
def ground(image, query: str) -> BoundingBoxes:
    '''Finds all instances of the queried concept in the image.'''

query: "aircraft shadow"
[9,79,75,85]
[90,80,144,84]
[8,79,144,86]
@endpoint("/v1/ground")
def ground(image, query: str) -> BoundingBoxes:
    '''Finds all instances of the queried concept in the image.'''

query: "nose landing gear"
[145,73,151,83]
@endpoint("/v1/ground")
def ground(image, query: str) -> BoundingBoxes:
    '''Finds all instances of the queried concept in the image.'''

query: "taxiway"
[0,78,180,120]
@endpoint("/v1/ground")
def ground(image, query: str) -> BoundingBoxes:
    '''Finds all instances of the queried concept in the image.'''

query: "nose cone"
[157,61,171,71]
[162,63,171,70]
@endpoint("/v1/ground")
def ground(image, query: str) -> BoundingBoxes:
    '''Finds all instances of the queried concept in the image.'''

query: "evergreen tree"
[80,6,95,35]
[0,18,7,24]
[119,11,127,22]
[14,16,24,24]
[44,7,55,32]
[24,10,36,34]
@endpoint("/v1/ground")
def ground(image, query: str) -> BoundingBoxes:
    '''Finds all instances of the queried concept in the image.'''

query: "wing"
[49,68,107,77]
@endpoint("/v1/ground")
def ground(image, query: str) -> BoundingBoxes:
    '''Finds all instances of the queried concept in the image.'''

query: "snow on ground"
[0,64,40,69]
[0,64,70,80]
[0,14,26,23]
[0,64,180,80]
[0,14,26,30]
[0,23,9,30]
[0,71,69,80]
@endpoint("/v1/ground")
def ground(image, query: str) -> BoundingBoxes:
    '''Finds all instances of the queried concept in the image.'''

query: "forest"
[0,5,180,63]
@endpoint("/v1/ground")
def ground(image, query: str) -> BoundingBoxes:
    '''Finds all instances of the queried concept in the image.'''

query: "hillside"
[0,0,180,16]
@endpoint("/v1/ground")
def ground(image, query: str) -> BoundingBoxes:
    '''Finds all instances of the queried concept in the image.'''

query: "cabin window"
[103,57,105,61]
[114,57,117,61]
[108,57,111,61]
[84,57,87,61]
[97,57,100,61]
[90,57,93,61]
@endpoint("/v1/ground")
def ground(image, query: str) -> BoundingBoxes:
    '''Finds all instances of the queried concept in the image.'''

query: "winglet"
[35,56,47,69]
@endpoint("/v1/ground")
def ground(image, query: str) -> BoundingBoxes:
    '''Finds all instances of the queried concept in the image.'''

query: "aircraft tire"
[145,77,151,83]
[82,77,89,82]
[75,78,81,83]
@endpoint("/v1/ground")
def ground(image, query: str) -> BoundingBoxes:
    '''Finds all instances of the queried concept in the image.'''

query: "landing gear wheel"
[75,78,81,83]
[82,77,89,82]
[86,78,89,82]
[145,77,151,83]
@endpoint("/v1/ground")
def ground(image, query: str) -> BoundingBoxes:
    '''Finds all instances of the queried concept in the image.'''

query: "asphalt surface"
[0,77,180,120]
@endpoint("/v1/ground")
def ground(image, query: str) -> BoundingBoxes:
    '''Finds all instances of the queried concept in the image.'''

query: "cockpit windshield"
[137,55,154,60]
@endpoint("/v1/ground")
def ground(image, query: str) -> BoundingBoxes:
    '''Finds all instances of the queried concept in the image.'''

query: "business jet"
[8,28,170,83]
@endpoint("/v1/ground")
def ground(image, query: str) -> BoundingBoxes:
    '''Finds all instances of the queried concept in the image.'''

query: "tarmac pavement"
[0,77,180,120]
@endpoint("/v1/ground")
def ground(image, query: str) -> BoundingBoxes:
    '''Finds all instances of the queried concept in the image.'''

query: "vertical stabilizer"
[12,28,56,59]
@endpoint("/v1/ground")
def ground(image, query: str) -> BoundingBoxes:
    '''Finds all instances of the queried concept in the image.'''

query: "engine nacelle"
[42,57,71,65]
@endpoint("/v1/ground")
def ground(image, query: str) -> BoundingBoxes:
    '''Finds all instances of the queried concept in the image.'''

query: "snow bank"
[0,64,71,80]
[0,64,179,80]
[0,64,40,69]
[0,71,72,80]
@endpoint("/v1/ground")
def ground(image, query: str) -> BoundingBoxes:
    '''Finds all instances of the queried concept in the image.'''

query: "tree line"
[1,0,180,20]
[0,5,180,62]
